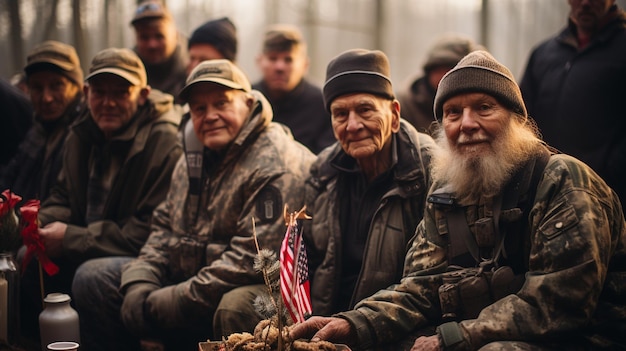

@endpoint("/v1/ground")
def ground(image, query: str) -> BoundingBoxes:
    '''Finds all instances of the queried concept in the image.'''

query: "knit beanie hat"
[323,49,394,111]
[188,17,238,62]
[423,34,483,73]
[24,40,84,88]
[434,50,527,121]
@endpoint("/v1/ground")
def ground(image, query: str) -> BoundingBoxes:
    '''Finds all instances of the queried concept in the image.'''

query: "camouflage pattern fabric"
[337,153,626,351]
[120,91,316,328]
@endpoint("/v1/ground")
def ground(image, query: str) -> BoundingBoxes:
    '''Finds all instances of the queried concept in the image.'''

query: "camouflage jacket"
[338,152,626,350]
[304,120,437,316]
[38,90,182,262]
[120,91,316,327]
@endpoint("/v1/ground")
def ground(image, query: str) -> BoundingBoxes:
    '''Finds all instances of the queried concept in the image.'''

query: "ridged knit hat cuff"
[323,49,394,111]
[434,50,527,121]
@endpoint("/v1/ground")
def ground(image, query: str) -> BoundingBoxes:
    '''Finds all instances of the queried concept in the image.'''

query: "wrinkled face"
[28,71,80,121]
[568,0,615,32]
[186,44,226,76]
[85,74,149,138]
[133,18,178,65]
[442,92,509,160]
[188,84,252,150]
[330,93,400,161]
[256,46,308,95]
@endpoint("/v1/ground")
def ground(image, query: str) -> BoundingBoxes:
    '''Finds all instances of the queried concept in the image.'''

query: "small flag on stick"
[279,205,312,324]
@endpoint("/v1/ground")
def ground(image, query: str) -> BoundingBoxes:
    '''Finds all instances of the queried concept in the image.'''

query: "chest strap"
[183,118,204,226]
[435,148,551,267]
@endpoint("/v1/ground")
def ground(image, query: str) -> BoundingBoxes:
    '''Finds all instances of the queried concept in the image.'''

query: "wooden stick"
[38,260,44,309]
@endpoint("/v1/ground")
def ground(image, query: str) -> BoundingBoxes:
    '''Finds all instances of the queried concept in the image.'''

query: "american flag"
[280,208,312,323]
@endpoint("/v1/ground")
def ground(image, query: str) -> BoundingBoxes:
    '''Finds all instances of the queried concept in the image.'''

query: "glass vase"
[0,251,19,346]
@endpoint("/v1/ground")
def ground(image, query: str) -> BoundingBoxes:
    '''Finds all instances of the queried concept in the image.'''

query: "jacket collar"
[217,90,272,167]
[559,5,626,49]
[314,120,427,196]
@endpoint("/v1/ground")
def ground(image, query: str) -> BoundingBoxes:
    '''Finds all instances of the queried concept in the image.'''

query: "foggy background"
[2,0,625,89]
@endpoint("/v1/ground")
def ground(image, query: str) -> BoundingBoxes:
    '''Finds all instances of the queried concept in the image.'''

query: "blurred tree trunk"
[8,1,23,75]
[72,0,88,69]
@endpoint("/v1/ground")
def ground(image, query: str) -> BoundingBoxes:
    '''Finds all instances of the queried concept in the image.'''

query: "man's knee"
[72,259,103,297]
[214,284,266,338]
[72,257,130,305]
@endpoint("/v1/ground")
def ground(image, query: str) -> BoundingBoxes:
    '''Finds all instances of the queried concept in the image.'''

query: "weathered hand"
[39,221,67,257]
[290,316,355,345]
[410,335,441,351]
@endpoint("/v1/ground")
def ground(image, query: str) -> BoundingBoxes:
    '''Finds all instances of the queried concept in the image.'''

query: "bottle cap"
[44,293,71,304]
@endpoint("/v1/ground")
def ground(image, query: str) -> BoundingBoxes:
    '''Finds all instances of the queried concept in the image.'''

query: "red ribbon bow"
[20,199,59,276]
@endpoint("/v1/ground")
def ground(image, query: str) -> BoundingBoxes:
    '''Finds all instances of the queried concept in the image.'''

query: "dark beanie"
[434,50,527,121]
[188,17,237,62]
[423,34,484,73]
[322,49,394,111]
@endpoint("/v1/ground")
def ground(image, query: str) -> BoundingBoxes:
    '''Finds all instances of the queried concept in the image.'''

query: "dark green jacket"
[305,120,437,316]
[39,90,182,262]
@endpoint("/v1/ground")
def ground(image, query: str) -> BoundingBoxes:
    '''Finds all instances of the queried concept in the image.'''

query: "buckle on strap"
[437,321,464,348]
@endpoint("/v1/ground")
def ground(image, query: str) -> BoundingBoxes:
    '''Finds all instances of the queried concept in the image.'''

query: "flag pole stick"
[38,260,45,309]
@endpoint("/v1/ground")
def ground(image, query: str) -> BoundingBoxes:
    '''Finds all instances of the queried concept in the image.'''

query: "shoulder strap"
[491,149,549,265]
[444,148,551,266]
[183,118,204,226]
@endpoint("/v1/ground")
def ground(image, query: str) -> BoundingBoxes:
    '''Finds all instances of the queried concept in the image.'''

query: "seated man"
[0,78,32,167]
[253,24,334,154]
[1,40,83,204]
[73,59,316,351]
[131,0,189,104]
[186,16,238,75]
[396,34,482,134]
[303,49,437,318]
[292,51,626,351]
[19,47,182,345]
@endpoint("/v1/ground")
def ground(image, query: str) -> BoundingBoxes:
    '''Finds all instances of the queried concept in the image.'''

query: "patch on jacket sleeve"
[255,185,283,223]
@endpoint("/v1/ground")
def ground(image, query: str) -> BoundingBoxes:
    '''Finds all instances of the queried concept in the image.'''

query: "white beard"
[431,118,544,205]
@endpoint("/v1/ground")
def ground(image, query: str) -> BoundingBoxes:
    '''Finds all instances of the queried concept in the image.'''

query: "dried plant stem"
[251,217,279,321]
[38,261,44,309]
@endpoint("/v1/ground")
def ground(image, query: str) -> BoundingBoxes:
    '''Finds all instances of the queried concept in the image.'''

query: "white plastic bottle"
[39,293,80,351]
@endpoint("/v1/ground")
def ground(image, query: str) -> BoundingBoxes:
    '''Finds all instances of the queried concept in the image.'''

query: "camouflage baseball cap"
[179,59,251,102]
[24,40,84,86]
[85,48,147,87]
[131,0,172,26]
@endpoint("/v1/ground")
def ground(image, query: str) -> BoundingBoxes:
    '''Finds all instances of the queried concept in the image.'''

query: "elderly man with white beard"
[290,50,626,351]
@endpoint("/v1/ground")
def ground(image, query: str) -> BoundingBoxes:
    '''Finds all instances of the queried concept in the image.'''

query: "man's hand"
[145,285,183,330]
[290,316,355,345]
[410,335,441,351]
[121,283,159,336]
[39,222,67,257]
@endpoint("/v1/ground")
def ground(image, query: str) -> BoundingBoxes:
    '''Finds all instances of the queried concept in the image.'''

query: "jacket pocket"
[538,200,579,240]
